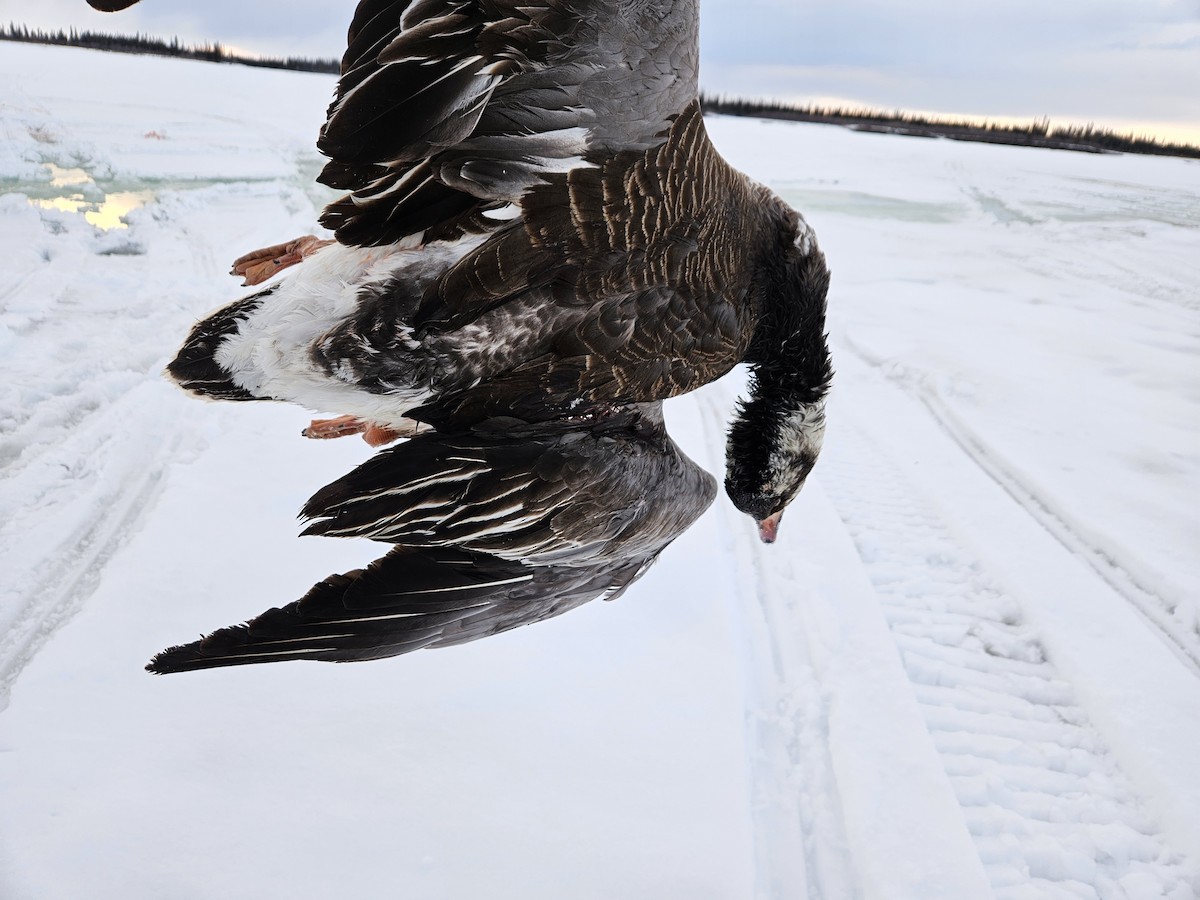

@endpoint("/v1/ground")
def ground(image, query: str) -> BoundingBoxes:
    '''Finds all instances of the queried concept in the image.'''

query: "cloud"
[1107,21,1200,51]
[701,0,1198,71]
[699,0,1200,137]
[10,0,1200,140]
[8,0,354,57]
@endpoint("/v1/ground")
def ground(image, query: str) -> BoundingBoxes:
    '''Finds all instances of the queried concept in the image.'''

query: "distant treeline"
[6,25,1197,160]
[700,94,1200,161]
[1,23,340,74]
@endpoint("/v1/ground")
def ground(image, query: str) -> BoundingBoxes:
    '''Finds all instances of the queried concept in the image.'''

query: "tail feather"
[166,289,273,401]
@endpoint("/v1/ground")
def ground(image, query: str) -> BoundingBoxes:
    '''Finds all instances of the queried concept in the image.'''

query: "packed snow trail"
[0,47,337,706]
[2,44,1199,899]
[819,351,1200,897]
[0,183,326,708]
[841,331,1200,676]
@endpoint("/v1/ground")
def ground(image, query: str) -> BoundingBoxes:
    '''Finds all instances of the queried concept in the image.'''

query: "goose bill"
[757,511,783,544]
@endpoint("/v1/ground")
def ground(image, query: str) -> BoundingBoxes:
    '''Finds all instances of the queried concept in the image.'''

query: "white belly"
[213,236,484,426]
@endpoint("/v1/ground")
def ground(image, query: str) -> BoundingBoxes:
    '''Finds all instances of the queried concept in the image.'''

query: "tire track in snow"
[693,382,995,900]
[694,388,857,900]
[820,399,1200,897]
[918,386,1200,675]
[841,335,1200,677]
[0,174,285,708]
[0,384,187,709]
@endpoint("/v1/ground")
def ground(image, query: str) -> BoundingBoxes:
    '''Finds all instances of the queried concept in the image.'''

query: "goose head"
[725,393,826,543]
[725,204,832,543]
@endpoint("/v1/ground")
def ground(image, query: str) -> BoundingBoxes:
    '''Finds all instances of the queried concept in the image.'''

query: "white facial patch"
[792,216,817,257]
[764,399,827,496]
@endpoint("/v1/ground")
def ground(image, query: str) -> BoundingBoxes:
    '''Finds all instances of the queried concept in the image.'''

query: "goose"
[147,404,716,671]
[146,0,834,541]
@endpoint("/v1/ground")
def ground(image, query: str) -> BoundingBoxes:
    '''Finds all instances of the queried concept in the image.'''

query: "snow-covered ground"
[2,43,1198,899]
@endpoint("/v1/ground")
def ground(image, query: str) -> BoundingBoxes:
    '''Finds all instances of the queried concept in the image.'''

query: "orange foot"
[231,235,335,286]
[302,416,417,447]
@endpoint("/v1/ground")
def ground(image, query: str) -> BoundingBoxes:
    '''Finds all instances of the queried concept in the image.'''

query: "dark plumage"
[164,289,273,402]
[148,406,715,671]
[92,0,835,668]
[161,0,833,538]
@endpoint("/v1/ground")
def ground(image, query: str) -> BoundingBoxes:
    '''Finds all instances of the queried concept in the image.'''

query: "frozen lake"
[2,43,1198,899]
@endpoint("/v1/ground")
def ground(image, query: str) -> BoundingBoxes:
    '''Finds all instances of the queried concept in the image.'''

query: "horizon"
[5,0,1199,146]
[5,23,1197,149]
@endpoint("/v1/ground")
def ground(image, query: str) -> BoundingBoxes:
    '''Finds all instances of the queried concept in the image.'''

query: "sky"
[4,0,1199,142]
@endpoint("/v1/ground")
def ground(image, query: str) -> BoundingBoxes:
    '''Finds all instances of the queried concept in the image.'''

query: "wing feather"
[148,410,716,672]
[317,0,698,246]
[145,546,651,671]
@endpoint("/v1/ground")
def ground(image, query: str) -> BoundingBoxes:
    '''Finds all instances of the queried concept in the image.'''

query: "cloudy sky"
[6,0,1200,141]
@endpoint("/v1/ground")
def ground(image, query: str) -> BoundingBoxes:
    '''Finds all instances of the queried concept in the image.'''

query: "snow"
[2,42,1199,899]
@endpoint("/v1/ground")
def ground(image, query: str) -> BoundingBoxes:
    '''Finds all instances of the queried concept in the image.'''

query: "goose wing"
[396,101,767,420]
[317,0,700,246]
[300,409,713,565]
[146,547,643,671]
[147,410,717,672]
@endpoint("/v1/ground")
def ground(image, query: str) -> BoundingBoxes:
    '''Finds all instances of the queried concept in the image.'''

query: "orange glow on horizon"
[780,95,1200,148]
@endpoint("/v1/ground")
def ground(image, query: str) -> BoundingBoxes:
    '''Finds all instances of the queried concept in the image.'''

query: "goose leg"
[231,235,334,286]
[362,424,405,447]
[303,416,428,447]
[302,415,367,440]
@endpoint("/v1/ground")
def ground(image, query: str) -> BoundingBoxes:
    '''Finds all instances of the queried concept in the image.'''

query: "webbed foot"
[231,235,334,286]
[303,416,429,447]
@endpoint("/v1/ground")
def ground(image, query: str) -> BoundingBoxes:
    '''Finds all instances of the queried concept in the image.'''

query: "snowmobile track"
[840,335,1200,677]
[696,390,857,900]
[0,390,184,709]
[820,368,1200,896]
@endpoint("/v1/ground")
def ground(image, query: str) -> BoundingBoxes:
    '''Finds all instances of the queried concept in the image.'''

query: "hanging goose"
[148,404,716,671]
[143,0,834,541]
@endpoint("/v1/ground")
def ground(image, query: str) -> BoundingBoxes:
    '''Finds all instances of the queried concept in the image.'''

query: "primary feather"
[148,406,716,671]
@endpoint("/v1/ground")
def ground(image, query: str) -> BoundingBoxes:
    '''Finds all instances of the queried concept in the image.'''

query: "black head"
[725,393,826,543]
[726,199,832,542]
